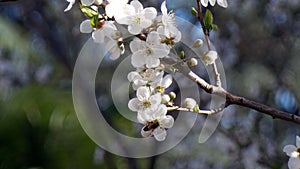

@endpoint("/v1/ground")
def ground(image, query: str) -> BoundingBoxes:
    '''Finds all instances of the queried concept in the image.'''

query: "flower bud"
[180,50,185,59]
[187,58,198,67]
[169,92,176,100]
[192,39,203,48]
[161,94,171,104]
[191,7,198,16]
[182,98,197,109]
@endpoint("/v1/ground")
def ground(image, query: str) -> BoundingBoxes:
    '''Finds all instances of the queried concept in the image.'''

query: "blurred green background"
[0,0,300,168]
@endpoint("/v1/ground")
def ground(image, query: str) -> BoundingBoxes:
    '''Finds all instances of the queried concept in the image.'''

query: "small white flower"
[80,20,117,43]
[157,1,181,44]
[201,50,218,66]
[128,86,161,113]
[64,0,75,12]
[127,68,164,90]
[81,0,102,6]
[182,98,197,109]
[137,104,174,141]
[283,136,300,169]
[116,0,157,35]
[151,74,173,93]
[201,0,228,8]
[130,31,169,68]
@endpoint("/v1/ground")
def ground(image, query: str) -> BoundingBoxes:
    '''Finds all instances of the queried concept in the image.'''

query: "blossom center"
[145,48,152,55]
[142,69,154,78]
[142,100,151,108]
[135,16,141,24]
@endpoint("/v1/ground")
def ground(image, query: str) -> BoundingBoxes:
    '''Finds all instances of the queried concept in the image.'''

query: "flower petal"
[139,18,152,29]
[128,24,143,35]
[64,0,75,12]
[127,71,139,82]
[128,98,140,112]
[137,112,147,124]
[130,39,146,53]
[147,31,160,46]
[217,0,228,8]
[131,51,147,68]
[133,79,147,88]
[146,57,160,68]
[160,1,167,15]
[153,104,167,119]
[81,0,95,6]
[143,7,157,20]
[137,86,150,101]
[141,126,153,137]
[161,74,172,88]
[201,0,208,7]
[80,19,93,33]
[288,157,300,169]
[160,115,174,128]
[92,29,105,43]
[283,145,297,157]
[153,128,167,141]
[149,93,162,109]
[152,48,169,58]
[130,0,143,13]
[209,0,216,6]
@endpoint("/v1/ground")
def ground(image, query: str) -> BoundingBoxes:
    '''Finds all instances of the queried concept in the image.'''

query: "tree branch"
[162,57,300,124]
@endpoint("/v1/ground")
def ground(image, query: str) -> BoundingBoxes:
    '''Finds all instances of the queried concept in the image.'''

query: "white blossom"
[116,0,157,35]
[200,0,228,8]
[151,74,173,93]
[137,104,174,141]
[128,86,161,114]
[283,136,300,169]
[79,20,117,43]
[157,1,181,43]
[201,50,218,66]
[81,0,103,6]
[130,31,169,68]
[127,68,164,90]
[64,0,75,12]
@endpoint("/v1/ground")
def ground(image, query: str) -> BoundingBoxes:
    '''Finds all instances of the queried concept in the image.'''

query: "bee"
[143,120,160,132]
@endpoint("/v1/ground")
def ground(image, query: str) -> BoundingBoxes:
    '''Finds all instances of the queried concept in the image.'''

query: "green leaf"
[80,4,98,18]
[191,7,198,16]
[90,15,98,28]
[193,104,200,113]
[212,24,218,31]
[204,9,213,31]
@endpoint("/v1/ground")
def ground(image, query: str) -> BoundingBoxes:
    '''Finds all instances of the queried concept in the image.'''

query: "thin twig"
[196,0,222,87]
[167,105,224,115]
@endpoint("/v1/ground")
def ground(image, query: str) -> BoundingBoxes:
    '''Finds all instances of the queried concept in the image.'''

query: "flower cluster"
[64,0,221,141]
[283,136,300,169]
[66,0,182,141]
